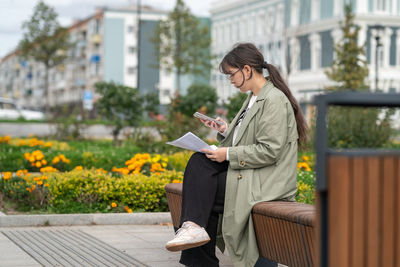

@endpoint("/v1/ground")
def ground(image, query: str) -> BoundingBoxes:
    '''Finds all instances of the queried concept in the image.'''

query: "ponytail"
[265,63,308,148]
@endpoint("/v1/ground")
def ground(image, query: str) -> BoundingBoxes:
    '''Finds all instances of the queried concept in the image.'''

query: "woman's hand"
[201,147,227,163]
[200,117,227,133]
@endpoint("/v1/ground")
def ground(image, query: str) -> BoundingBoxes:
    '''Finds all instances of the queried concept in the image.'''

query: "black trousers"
[179,152,229,267]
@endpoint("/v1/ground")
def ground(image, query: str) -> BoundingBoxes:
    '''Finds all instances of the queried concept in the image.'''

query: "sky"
[0,0,216,59]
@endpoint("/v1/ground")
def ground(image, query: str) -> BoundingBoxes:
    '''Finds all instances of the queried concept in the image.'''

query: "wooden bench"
[165,183,316,267]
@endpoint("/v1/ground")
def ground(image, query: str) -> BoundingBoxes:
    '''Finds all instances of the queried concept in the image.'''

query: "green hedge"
[0,169,183,213]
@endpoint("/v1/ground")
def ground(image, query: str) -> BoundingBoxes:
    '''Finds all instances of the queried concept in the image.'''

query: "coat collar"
[232,79,274,146]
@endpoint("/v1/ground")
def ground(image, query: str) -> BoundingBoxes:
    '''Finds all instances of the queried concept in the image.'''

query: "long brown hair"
[219,43,308,147]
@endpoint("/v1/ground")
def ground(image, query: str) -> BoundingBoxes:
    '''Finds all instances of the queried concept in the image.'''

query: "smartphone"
[193,112,223,125]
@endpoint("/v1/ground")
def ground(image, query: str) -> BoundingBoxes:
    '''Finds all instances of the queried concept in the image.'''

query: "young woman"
[166,43,308,267]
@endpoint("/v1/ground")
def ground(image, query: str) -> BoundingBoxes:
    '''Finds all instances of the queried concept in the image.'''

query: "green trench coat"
[217,80,299,267]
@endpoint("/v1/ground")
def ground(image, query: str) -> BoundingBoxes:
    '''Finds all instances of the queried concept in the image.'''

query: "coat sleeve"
[228,94,289,170]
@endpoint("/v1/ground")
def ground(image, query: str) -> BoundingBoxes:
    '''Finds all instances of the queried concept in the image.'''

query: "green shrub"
[328,107,394,148]
[1,169,183,213]
[296,170,315,204]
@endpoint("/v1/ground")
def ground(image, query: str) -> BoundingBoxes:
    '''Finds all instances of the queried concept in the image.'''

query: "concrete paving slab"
[0,231,41,267]
[0,225,233,267]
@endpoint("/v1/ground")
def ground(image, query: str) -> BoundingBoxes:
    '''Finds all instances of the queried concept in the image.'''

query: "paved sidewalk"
[0,224,233,267]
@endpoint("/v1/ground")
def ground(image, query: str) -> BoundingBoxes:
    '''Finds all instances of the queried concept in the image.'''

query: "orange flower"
[3,172,12,181]
[111,202,117,208]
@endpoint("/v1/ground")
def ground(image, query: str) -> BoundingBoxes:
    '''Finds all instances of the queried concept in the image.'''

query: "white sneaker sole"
[165,237,211,252]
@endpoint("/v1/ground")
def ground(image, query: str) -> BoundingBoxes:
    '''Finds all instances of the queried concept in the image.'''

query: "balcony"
[91,34,101,44]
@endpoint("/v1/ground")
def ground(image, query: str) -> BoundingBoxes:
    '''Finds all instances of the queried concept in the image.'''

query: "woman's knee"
[187,152,207,165]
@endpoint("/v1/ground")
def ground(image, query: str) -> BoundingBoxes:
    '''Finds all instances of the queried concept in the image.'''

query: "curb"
[0,212,172,227]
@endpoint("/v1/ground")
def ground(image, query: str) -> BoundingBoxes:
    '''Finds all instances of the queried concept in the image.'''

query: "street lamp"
[370,24,384,91]
[136,0,141,93]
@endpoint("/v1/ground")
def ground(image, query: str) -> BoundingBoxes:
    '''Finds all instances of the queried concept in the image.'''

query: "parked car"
[0,98,45,120]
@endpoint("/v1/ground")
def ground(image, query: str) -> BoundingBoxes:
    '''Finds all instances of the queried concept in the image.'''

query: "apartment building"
[211,0,400,104]
[0,5,174,111]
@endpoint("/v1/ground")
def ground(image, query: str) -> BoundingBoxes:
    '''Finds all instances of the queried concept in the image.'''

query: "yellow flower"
[44,183,49,187]
[0,135,11,143]
[40,166,58,173]
[301,155,310,162]
[35,154,44,161]
[172,179,182,183]
[111,202,117,208]
[297,162,311,172]
[96,168,107,174]
[31,185,36,191]
[35,161,42,168]
[52,157,60,164]
[3,172,12,180]
[41,159,47,165]
[127,209,133,213]
[44,142,52,148]
[37,180,43,185]
[74,166,83,171]
[19,140,27,146]
[142,153,151,160]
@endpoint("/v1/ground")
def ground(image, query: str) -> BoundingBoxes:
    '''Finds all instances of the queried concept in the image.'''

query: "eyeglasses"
[226,68,241,80]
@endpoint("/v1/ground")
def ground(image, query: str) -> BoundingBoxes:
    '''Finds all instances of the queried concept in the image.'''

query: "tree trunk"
[176,68,181,93]
[44,65,50,117]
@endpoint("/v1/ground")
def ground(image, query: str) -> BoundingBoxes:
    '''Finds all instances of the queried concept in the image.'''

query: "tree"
[19,0,74,116]
[324,4,393,148]
[95,82,143,144]
[142,92,160,118]
[223,92,248,121]
[325,5,369,91]
[152,0,212,92]
[151,84,218,141]
[174,84,218,117]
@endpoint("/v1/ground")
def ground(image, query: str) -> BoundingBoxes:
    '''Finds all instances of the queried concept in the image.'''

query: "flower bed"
[0,169,183,213]
[0,136,316,213]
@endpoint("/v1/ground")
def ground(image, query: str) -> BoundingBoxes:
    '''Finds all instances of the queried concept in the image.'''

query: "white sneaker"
[165,221,211,252]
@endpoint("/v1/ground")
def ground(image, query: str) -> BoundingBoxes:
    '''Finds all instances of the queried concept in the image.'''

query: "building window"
[127,25,135,33]
[128,46,136,54]
[94,19,100,34]
[376,0,388,11]
[95,63,100,75]
[128,67,136,75]
[163,89,170,96]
